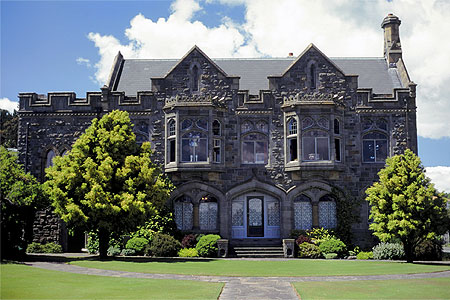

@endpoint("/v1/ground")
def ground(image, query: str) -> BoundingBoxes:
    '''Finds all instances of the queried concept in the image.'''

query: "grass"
[70,258,450,277]
[293,278,450,299]
[0,263,223,300]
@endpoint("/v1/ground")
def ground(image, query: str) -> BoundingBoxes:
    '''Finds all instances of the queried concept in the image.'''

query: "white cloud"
[0,98,18,113]
[76,57,91,67]
[86,0,450,139]
[426,166,450,193]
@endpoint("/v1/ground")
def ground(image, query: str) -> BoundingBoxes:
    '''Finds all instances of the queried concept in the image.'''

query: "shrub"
[306,228,335,242]
[126,237,149,255]
[414,239,442,261]
[86,231,99,254]
[120,248,136,256]
[373,242,405,260]
[27,242,62,253]
[196,234,205,242]
[295,235,312,246]
[290,229,307,239]
[42,242,63,253]
[297,242,322,259]
[26,242,44,253]
[356,251,373,260]
[143,244,152,256]
[181,234,197,248]
[196,234,221,257]
[107,245,121,257]
[324,253,338,259]
[150,233,181,257]
[319,238,346,256]
[130,227,155,242]
[178,248,199,257]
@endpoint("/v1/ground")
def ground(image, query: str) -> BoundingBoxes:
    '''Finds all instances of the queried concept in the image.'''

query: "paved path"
[26,261,450,300]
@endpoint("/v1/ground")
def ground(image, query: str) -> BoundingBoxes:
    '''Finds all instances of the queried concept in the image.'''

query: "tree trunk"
[98,228,109,259]
[403,241,414,263]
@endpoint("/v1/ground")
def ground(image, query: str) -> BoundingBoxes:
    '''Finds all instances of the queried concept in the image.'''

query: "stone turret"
[381,14,402,64]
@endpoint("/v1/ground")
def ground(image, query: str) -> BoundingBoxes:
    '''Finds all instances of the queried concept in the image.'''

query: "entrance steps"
[232,245,284,258]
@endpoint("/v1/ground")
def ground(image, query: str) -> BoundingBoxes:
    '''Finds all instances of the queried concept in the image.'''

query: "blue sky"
[1,0,449,191]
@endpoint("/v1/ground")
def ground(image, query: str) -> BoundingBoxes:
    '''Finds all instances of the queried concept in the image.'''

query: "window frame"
[286,117,298,162]
[301,129,330,161]
[362,131,388,163]
[241,132,269,165]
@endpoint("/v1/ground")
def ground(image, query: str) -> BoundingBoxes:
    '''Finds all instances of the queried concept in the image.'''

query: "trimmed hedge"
[318,238,346,256]
[356,251,373,260]
[26,242,62,254]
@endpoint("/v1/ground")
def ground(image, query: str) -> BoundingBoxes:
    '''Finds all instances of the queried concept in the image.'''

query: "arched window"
[302,130,329,161]
[199,196,218,230]
[310,64,317,89]
[287,118,298,162]
[334,119,340,135]
[174,196,193,231]
[334,118,341,162]
[191,65,200,92]
[294,195,312,230]
[45,149,56,168]
[319,195,337,229]
[241,121,253,133]
[167,119,176,163]
[212,120,221,136]
[242,133,268,164]
[362,132,388,162]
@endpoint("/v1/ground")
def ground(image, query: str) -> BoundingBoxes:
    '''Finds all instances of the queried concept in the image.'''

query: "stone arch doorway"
[231,192,280,239]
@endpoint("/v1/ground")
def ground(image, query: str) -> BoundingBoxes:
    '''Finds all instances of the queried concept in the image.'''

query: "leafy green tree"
[0,109,18,148]
[0,146,45,257]
[44,110,173,258]
[366,149,449,262]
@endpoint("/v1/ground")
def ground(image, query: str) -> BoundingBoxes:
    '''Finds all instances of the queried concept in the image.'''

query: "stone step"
[232,246,284,258]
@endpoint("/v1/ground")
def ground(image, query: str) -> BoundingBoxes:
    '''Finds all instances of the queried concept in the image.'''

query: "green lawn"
[293,278,450,299]
[70,258,450,277]
[0,263,223,300]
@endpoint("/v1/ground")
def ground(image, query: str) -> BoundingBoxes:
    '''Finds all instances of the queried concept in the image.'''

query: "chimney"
[288,52,294,57]
[381,13,402,64]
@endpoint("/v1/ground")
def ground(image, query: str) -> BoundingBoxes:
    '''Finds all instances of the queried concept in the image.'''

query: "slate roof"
[114,57,403,96]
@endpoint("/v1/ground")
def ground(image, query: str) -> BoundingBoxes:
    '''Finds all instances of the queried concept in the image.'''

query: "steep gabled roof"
[113,48,403,95]
[279,43,347,77]
[158,45,230,79]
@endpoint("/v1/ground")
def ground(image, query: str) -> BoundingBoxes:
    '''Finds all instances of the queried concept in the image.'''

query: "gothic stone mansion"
[18,14,417,251]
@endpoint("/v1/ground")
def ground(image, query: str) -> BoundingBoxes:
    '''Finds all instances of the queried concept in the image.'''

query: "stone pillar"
[217,239,229,258]
[283,239,295,258]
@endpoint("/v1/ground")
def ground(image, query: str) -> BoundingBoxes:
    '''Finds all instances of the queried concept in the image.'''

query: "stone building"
[18,14,417,251]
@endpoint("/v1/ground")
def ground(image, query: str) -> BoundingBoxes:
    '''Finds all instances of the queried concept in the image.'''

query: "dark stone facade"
[18,14,417,250]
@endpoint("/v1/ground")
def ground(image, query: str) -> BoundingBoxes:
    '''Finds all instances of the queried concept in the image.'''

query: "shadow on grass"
[22,253,216,264]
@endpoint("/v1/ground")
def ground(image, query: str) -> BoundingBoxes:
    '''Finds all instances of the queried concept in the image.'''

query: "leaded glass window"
[294,195,312,230]
[199,198,218,231]
[319,195,337,229]
[267,201,280,226]
[232,201,244,226]
[45,149,56,168]
[174,196,193,231]
[302,117,314,130]
[181,119,192,131]
[241,121,253,133]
